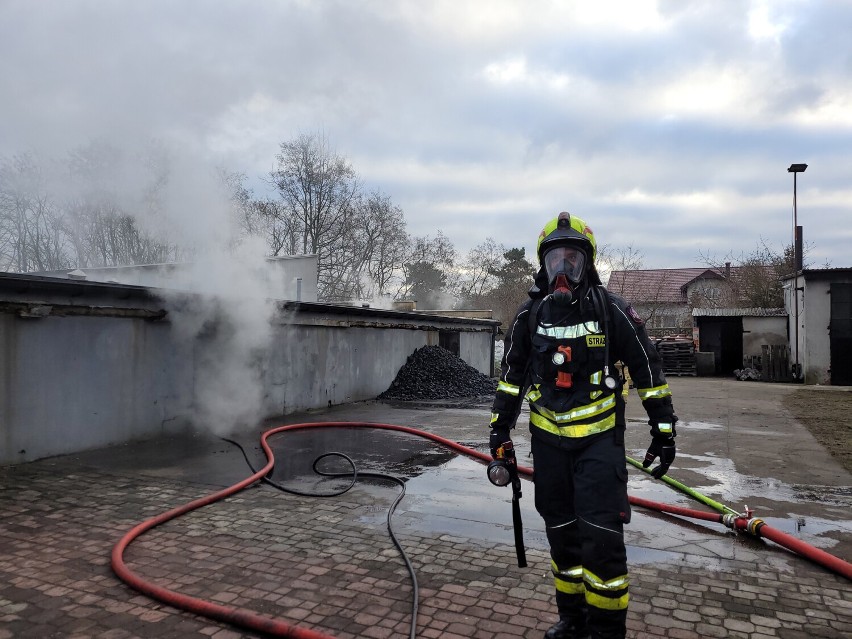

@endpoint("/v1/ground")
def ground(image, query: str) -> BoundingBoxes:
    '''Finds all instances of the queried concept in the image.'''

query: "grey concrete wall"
[742,316,787,360]
[802,278,832,385]
[0,314,196,463]
[0,274,497,465]
[263,323,437,414]
[783,271,852,385]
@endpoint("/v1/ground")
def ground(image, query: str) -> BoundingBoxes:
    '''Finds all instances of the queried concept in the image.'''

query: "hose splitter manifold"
[722,505,766,537]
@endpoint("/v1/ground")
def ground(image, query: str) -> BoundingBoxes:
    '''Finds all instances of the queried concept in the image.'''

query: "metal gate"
[830,283,852,385]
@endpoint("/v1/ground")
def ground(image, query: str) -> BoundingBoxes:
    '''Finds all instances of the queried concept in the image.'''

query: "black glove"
[489,428,512,460]
[643,436,675,479]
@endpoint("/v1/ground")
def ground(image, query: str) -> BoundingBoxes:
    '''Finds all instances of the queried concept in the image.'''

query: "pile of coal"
[378,345,497,400]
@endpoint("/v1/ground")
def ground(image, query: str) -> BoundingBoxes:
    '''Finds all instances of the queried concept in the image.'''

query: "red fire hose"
[112,421,852,639]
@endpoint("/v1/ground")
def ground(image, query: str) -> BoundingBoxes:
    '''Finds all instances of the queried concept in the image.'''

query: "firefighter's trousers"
[532,428,631,639]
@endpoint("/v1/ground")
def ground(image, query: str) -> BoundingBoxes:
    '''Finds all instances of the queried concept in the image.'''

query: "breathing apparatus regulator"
[487,432,527,567]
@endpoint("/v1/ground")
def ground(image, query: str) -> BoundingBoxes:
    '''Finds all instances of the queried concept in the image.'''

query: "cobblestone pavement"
[1,378,851,638]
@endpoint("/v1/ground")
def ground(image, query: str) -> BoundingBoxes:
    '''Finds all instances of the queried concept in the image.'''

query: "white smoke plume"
[60,140,284,436]
[148,152,280,436]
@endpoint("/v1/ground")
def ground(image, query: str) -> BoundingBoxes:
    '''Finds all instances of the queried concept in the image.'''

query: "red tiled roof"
[606,267,730,303]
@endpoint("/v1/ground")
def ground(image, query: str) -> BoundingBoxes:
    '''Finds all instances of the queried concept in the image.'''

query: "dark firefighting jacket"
[490,285,676,448]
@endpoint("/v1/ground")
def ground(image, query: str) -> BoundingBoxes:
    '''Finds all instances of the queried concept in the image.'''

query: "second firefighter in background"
[488,212,678,639]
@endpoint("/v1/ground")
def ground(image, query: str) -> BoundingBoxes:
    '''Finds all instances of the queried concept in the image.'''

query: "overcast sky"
[2,0,850,272]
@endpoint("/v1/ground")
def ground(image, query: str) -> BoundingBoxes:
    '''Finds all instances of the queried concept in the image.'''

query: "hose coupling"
[722,504,762,532]
[745,517,766,536]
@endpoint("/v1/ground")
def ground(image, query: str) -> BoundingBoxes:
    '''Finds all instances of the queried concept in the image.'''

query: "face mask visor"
[544,246,586,284]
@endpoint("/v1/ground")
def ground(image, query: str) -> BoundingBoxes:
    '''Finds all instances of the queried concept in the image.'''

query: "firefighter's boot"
[544,618,591,639]
[545,592,590,639]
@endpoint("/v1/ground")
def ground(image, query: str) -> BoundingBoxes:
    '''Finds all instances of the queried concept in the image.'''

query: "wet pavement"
[1,377,851,638]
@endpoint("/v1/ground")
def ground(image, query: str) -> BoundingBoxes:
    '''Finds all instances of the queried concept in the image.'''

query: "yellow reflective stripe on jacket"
[536,321,600,339]
[530,411,616,438]
[497,381,520,396]
[535,393,616,424]
[526,385,542,402]
[490,412,499,425]
[589,371,602,400]
[656,422,673,434]
[637,384,672,400]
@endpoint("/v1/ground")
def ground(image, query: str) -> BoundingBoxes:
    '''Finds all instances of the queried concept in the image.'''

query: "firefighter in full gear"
[489,212,677,639]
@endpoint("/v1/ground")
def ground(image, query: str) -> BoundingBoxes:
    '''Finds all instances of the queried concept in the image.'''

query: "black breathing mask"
[551,274,573,305]
[544,246,586,305]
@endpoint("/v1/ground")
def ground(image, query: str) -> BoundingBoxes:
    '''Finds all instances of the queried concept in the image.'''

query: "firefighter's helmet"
[536,212,601,286]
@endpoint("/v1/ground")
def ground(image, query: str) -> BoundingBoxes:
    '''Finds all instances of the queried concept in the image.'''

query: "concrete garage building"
[692,307,788,377]
[782,267,852,385]
[0,271,498,465]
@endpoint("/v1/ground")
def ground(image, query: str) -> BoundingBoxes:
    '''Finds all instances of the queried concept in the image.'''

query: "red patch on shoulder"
[626,305,644,325]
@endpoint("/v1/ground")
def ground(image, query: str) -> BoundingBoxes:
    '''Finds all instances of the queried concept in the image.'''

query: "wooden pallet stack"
[655,338,697,376]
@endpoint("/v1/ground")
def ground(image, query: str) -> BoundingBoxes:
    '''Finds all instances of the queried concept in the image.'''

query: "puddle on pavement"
[266,426,852,568]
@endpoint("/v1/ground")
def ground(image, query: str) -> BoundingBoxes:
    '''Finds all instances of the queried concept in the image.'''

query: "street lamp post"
[787,163,807,381]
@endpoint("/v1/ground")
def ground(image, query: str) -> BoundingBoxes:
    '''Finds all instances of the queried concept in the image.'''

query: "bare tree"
[699,239,797,309]
[270,133,360,300]
[358,190,409,298]
[0,153,71,272]
[396,230,457,306]
[218,169,260,243]
[224,138,410,303]
[456,237,504,304]
[63,142,181,267]
[247,198,298,257]
[599,243,644,297]
[487,247,537,331]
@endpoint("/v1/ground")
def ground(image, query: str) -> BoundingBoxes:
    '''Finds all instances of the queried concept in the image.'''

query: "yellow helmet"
[537,212,601,285]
